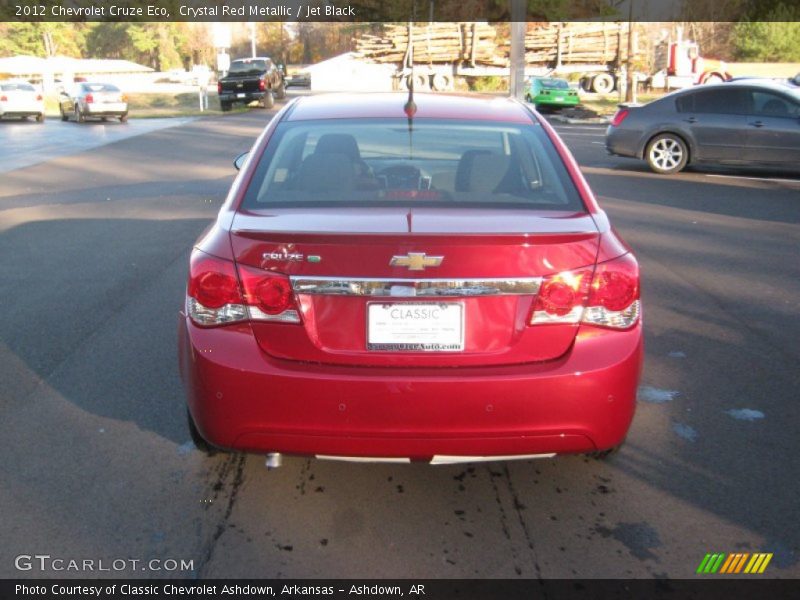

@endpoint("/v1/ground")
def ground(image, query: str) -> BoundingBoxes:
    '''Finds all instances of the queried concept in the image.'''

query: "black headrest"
[314,134,362,161]
[296,153,354,192]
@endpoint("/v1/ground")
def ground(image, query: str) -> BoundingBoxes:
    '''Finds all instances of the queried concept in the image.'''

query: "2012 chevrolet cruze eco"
[179,93,643,465]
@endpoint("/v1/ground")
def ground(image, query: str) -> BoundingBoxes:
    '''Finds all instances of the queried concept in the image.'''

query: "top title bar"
[1,0,797,22]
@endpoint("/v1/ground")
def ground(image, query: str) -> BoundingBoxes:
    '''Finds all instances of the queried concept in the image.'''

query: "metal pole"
[509,0,526,100]
[625,2,635,102]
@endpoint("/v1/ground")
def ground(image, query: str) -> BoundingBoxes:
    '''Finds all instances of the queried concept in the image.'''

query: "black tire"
[591,73,615,94]
[587,444,623,460]
[274,81,286,100]
[119,113,128,123]
[75,106,85,123]
[220,101,232,112]
[260,90,274,109]
[36,113,45,123]
[187,409,219,456]
[60,107,68,122]
[645,133,689,175]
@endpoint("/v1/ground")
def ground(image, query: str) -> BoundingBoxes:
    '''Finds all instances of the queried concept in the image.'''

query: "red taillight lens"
[530,269,592,324]
[258,78,266,91]
[529,254,641,329]
[253,276,292,314]
[186,251,301,326]
[217,82,222,94]
[187,250,247,326]
[84,93,94,104]
[0,95,7,102]
[36,94,43,101]
[188,251,242,309]
[610,109,629,127]
[238,264,300,323]
[583,253,641,329]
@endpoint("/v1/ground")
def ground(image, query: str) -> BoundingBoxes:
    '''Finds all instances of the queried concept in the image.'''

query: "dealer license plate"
[367,303,464,352]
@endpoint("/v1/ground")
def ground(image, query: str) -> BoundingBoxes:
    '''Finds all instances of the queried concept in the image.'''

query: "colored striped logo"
[696,552,773,574]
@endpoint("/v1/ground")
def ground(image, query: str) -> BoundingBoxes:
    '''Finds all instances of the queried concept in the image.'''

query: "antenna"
[404,18,417,159]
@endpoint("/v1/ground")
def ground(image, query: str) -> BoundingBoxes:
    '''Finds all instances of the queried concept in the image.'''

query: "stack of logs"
[525,22,632,66]
[355,22,637,68]
[354,23,507,67]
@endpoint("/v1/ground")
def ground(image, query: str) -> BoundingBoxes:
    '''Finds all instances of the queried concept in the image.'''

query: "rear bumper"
[179,317,642,459]
[84,103,127,116]
[605,127,642,158]
[219,91,267,103]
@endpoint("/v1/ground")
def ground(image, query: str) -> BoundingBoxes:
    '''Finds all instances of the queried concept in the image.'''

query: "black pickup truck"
[217,57,286,111]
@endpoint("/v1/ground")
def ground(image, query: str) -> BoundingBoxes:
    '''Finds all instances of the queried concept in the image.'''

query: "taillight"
[610,109,629,127]
[258,78,266,91]
[583,253,640,329]
[530,269,592,324]
[187,251,246,326]
[186,250,301,326]
[217,82,222,94]
[238,265,300,323]
[0,95,7,102]
[84,93,94,104]
[529,254,640,330]
[36,94,43,101]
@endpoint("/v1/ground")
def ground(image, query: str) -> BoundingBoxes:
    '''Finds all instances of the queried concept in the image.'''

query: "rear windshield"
[538,79,569,90]
[1,83,35,92]
[81,83,120,92]
[241,118,585,211]
[229,59,271,75]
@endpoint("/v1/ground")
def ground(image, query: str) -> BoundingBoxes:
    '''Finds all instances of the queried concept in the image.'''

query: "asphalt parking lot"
[1,95,798,579]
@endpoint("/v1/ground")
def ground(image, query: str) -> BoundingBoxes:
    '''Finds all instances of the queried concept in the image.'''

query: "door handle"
[749,121,765,128]
[683,117,697,124]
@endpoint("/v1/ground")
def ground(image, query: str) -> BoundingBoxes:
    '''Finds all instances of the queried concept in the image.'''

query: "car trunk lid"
[230,208,599,367]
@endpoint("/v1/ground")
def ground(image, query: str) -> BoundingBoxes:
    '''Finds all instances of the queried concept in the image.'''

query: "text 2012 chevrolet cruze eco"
[179,93,643,465]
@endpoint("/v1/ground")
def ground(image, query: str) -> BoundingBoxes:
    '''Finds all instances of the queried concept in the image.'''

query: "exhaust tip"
[265,453,282,469]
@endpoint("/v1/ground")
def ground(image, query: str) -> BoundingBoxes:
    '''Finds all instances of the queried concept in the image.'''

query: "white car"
[58,82,128,123]
[0,81,45,122]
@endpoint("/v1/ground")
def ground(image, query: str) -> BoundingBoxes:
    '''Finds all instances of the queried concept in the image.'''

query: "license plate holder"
[367,302,464,352]
[237,93,246,98]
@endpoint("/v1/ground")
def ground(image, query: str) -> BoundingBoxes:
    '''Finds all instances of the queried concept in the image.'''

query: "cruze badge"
[390,252,444,271]
[263,251,304,262]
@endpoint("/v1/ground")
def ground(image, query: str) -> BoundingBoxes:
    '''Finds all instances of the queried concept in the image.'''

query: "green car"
[525,77,580,108]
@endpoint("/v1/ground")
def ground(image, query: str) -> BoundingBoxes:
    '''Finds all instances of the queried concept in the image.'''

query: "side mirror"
[233,152,249,171]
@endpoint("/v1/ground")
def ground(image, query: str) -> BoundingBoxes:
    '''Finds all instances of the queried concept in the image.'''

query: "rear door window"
[686,89,751,114]
[750,90,800,118]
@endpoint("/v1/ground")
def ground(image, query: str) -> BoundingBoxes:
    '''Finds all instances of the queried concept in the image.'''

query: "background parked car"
[606,81,800,174]
[525,77,580,110]
[0,81,45,122]
[58,82,128,123]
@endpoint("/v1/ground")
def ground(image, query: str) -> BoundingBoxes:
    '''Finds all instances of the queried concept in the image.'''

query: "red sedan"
[179,93,642,465]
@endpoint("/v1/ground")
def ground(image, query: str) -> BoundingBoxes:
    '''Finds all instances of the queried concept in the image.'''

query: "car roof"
[286,93,534,123]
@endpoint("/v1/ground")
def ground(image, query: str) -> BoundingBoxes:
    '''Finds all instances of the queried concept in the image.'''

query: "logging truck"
[355,23,735,94]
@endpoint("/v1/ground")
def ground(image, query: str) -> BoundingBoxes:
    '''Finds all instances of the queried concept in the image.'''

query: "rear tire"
[645,133,688,174]
[220,101,232,112]
[591,73,615,94]
[587,444,623,460]
[119,113,128,123]
[36,113,44,123]
[60,107,68,122]
[274,81,286,100]
[187,409,219,456]
[431,72,454,92]
[74,106,85,123]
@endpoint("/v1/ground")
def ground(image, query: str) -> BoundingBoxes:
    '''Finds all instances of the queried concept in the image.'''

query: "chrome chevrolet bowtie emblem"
[390,252,443,271]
